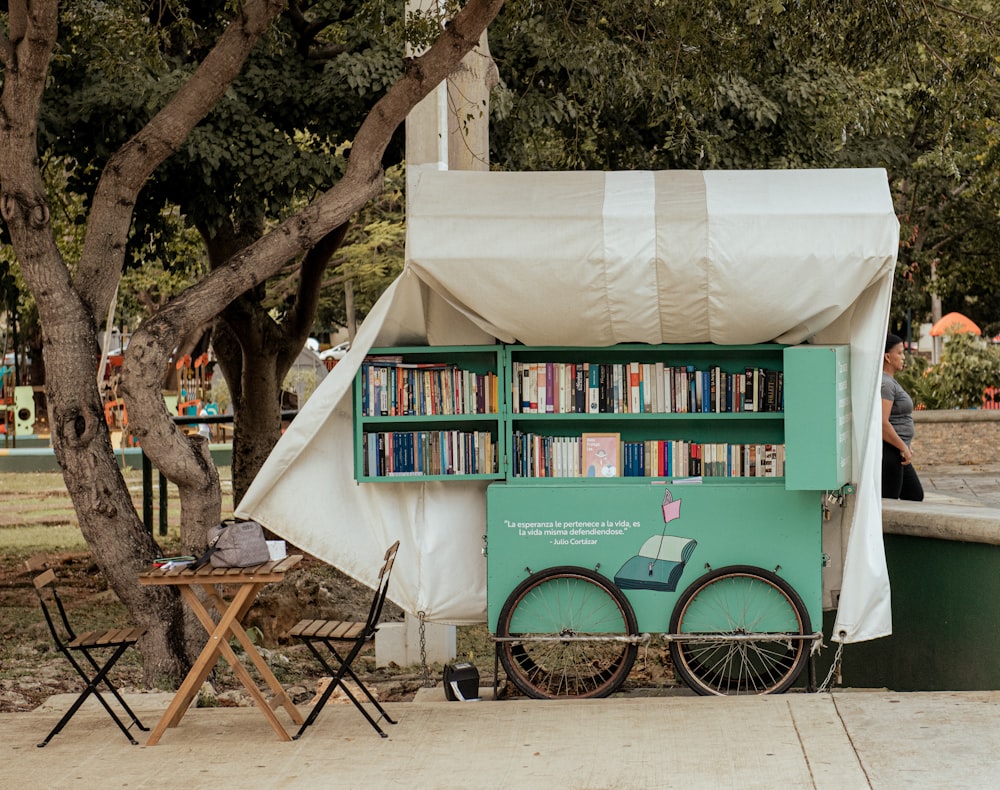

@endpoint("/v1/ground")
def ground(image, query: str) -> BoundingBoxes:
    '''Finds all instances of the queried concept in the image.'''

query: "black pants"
[882,441,924,501]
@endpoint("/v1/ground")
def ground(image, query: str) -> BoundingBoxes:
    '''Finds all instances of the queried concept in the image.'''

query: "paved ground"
[920,463,1000,507]
[1,687,998,789]
[2,465,996,789]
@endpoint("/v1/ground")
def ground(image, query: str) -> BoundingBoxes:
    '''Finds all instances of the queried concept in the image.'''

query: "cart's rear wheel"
[497,566,638,699]
[669,565,811,696]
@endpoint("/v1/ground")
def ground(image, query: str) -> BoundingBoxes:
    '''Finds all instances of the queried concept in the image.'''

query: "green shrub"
[897,332,1000,409]
[896,352,933,408]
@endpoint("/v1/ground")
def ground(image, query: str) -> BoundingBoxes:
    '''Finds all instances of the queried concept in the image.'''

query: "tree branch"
[923,0,997,27]
[121,0,505,478]
[351,0,505,170]
[285,0,356,56]
[0,3,59,242]
[75,0,287,324]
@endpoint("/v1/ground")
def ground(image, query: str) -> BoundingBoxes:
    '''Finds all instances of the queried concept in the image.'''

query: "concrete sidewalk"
[920,463,1000,508]
[1,687,997,789]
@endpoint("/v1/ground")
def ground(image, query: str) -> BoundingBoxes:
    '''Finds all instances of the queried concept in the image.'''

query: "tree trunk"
[211,295,286,509]
[125,0,505,516]
[201,221,349,507]
[53,311,191,685]
[2,0,504,687]
[0,212,190,685]
[0,0,194,685]
[231,339,285,508]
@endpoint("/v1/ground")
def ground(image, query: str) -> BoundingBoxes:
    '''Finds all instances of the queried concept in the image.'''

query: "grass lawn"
[0,468,234,553]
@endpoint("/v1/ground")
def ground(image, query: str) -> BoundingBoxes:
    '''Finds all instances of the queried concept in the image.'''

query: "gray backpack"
[199,519,271,568]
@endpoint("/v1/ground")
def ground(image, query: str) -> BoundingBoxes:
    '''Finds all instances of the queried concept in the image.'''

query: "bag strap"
[190,543,219,569]
[191,520,233,569]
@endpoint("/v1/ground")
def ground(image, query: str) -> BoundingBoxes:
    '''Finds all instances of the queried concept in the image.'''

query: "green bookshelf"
[353,345,504,482]
[353,342,849,488]
[504,344,787,482]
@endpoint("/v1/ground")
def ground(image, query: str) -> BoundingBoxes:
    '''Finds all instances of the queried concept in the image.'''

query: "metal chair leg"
[38,644,144,747]
[77,646,148,732]
[293,638,396,739]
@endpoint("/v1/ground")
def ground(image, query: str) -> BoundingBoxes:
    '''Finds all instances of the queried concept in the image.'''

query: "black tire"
[497,566,639,699]
[668,565,812,696]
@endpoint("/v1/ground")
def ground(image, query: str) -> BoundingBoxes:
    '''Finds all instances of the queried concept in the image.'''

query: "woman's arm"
[882,397,913,465]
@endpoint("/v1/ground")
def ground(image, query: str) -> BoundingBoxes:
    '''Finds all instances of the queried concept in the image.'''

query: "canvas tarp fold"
[237,168,899,641]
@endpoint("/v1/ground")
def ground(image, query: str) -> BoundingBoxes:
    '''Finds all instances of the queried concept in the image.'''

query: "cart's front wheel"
[497,566,638,699]
[669,565,811,696]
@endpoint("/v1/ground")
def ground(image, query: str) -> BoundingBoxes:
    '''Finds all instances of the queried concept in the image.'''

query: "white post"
[375,617,458,668]
[377,2,497,669]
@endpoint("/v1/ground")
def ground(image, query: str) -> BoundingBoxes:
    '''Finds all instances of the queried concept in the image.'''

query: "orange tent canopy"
[929,311,981,337]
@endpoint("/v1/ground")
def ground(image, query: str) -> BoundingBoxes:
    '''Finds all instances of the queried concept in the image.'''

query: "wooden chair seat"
[68,627,146,649]
[290,619,366,640]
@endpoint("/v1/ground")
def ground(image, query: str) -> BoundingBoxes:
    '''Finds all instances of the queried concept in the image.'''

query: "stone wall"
[909,410,1000,467]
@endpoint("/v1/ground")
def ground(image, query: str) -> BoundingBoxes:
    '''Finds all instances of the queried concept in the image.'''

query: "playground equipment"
[1,364,37,442]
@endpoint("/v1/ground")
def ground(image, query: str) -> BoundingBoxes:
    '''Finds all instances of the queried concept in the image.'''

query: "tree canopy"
[13,1,440,503]
[488,0,1000,337]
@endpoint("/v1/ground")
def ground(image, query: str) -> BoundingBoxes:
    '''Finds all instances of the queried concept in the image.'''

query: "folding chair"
[31,566,149,747]
[289,540,400,739]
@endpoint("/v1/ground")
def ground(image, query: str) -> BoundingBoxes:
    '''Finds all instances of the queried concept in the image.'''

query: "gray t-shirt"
[881,373,914,445]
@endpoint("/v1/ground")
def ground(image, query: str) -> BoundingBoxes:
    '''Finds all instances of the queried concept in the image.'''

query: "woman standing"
[881,334,924,500]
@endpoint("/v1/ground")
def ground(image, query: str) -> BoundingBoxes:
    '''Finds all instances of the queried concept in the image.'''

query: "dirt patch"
[0,550,434,713]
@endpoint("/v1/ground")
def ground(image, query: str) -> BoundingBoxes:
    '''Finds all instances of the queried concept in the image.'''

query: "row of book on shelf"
[361,357,499,417]
[362,430,497,477]
[510,431,785,479]
[511,361,783,415]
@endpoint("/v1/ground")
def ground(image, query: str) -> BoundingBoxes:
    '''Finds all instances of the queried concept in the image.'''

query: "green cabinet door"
[783,345,851,490]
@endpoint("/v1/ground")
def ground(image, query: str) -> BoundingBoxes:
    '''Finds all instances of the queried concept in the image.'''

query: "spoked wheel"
[497,566,639,699]
[668,565,812,696]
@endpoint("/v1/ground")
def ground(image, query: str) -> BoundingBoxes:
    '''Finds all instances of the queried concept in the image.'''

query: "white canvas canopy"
[237,168,899,642]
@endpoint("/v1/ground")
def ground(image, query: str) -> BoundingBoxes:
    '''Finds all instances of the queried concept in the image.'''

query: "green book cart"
[354,342,850,699]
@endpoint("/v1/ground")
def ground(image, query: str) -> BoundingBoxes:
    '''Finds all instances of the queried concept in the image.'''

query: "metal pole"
[158,470,168,537]
[141,451,153,533]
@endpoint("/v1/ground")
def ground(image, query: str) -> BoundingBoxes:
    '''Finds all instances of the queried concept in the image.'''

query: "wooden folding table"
[139,556,305,745]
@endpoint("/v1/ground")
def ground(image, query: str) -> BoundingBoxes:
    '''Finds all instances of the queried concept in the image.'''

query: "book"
[588,363,600,413]
[629,362,641,414]
[654,362,665,413]
[582,433,621,478]
[547,364,556,414]
[555,364,562,413]
[764,370,778,412]
[537,363,547,415]
[153,556,196,570]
